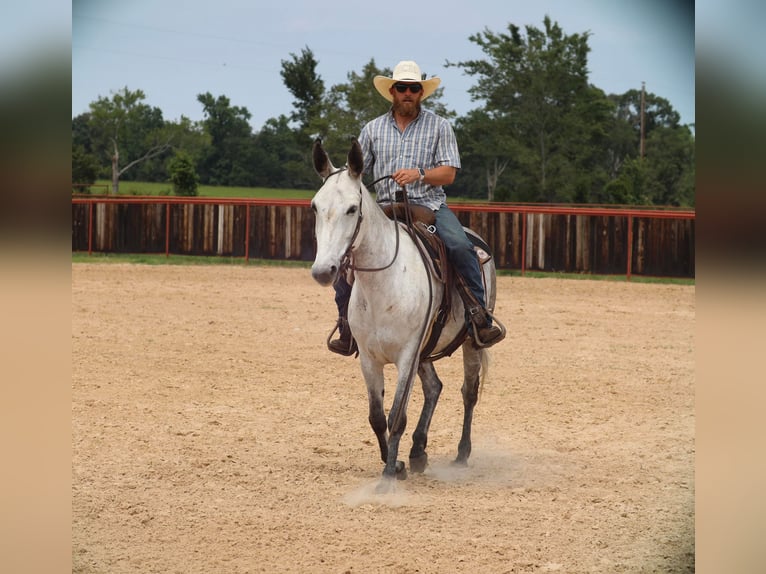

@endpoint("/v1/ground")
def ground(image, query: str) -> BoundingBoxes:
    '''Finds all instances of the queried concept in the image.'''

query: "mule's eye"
[346,205,357,215]
[310,202,317,213]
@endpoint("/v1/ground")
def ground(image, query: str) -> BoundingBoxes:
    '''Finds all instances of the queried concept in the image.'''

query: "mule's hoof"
[409,453,428,474]
[375,477,396,494]
[395,460,408,481]
[451,458,469,468]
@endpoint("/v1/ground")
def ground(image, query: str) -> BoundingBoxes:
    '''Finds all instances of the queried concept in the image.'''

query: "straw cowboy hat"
[373,60,441,102]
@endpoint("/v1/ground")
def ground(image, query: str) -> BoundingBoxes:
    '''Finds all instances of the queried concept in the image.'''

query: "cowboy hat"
[373,60,441,102]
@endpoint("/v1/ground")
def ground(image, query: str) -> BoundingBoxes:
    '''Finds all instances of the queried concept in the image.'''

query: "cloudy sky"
[71,0,695,130]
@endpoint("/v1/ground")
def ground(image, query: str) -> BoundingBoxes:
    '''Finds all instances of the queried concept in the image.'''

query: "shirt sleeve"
[436,119,461,169]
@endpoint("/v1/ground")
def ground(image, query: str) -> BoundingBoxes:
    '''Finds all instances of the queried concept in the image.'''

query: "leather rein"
[323,166,438,433]
[324,168,400,273]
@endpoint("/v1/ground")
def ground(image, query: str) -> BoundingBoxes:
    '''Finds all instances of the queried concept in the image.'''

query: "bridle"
[322,168,400,273]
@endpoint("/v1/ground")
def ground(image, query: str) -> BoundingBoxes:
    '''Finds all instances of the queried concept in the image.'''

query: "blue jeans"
[334,203,488,320]
[433,204,487,309]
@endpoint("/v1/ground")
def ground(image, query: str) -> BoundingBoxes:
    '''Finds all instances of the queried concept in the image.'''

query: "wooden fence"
[71,197,695,278]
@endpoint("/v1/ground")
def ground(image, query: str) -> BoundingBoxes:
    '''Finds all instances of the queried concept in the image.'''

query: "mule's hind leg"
[455,343,485,465]
[409,361,443,473]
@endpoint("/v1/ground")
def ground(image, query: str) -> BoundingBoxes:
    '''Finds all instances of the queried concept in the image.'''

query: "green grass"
[71,253,693,285]
[497,269,694,285]
[71,252,311,268]
[88,180,315,199]
[85,180,486,202]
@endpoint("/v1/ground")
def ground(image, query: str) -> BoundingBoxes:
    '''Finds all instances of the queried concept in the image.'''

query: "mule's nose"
[311,263,337,286]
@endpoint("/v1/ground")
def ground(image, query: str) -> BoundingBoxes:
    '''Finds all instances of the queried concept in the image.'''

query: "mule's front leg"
[409,361,443,473]
[383,409,407,481]
[377,360,419,491]
[361,359,388,465]
[375,411,407,494]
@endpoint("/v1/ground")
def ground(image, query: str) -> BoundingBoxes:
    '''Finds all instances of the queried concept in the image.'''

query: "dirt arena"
[72,263,694,573]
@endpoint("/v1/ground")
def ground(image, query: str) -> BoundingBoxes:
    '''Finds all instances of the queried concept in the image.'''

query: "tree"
[310,59,391,159]
[449,17,611,202]
[280,47,325,132]
[251,115,316,189]
[88,87,172,193]
[72,145,100,192]
[454,110,519,201]
[196,92,255,186]
[643,124,695,206]
[168,152,199,196]
[604,89,694,206]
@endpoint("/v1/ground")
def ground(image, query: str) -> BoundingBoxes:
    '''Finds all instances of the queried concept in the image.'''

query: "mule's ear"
[312,138,334,179]
[347,139,364,179]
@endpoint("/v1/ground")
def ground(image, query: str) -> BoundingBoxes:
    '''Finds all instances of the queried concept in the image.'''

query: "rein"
[327,171,401,274]
[324,167,436,435]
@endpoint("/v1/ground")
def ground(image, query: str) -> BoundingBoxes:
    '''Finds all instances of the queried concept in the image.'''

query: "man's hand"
[391,168,420,187]
[391,166,457,187]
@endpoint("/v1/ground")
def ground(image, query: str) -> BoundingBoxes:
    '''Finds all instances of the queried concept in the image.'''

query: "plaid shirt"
[358,108,461,211]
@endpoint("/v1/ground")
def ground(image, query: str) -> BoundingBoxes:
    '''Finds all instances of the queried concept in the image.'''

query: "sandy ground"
[72,263,694,573]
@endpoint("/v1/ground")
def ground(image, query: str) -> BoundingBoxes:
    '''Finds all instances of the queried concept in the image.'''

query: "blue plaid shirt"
[358,108,461,211]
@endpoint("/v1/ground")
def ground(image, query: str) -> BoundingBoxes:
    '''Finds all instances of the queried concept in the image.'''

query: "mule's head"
[310,139,365,286]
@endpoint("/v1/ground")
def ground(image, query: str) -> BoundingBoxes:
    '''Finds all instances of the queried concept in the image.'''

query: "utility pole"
[639,81,646,159]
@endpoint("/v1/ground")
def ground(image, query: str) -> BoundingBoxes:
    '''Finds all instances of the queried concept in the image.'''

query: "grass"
[71,252,311,268]
[71,253,694,285]
[83,180,485,202]
[87,180,316,200]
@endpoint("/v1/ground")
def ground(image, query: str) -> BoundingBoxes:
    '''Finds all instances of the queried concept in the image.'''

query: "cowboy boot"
[467,306,505,348]
[328,317,358,356]
[454,273,505,349]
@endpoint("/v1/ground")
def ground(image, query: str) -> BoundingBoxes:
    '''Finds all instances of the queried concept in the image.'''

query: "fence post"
[87,202,94,255]
[165,202,171,258]
[626,214,634,281]
[245,205,251,262]
[521,210,527,276]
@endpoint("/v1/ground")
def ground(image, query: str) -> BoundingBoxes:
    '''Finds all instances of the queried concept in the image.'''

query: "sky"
[70,0,695,131]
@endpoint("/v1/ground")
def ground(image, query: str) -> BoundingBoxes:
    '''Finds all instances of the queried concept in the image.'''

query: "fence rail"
[72,196,695,279]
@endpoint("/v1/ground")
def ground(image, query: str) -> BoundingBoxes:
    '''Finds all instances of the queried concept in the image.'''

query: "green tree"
[310,59,391,159]
[643,124,696,206]
[280,47,325,132]
[196,92,255,186]
[606,89,695,206]
[168,152,199,196]
[250,115,315,189]
[88,87,172,193]
[449,17,612,203]
[159,115,210,170]
[72,113,94,155]
[602,157,650,205]
[72,145,100,192]
[454,109,520,201]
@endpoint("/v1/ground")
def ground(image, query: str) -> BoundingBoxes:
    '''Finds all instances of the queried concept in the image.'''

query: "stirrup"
[468,307,507,349]
[326,320,358,357]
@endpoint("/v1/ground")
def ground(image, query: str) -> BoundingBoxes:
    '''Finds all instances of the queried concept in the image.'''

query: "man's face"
[390,82,423,117]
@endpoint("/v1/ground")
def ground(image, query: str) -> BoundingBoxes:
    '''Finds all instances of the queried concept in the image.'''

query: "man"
[329,60,504,355]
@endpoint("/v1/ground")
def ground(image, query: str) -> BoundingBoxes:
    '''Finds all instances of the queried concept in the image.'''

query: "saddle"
[380,202,493,361]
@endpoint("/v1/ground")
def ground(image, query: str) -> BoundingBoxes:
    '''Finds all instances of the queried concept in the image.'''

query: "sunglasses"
[393,83,423,94]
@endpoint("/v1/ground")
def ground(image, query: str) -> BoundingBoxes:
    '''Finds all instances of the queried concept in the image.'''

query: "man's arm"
[391,165,457,187]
